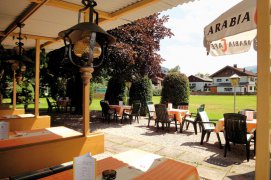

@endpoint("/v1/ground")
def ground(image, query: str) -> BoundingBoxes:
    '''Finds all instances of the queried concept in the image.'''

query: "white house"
[210,65,257,94]
[188,75,213,92]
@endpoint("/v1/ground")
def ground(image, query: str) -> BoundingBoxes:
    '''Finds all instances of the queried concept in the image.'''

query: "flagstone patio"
[46,111,255,180]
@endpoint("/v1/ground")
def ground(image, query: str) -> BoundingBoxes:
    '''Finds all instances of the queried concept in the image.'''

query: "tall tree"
[94,13,173,81]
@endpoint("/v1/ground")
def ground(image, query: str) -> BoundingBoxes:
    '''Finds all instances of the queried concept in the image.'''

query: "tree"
[95,13,173,81]
[161,72,190,108]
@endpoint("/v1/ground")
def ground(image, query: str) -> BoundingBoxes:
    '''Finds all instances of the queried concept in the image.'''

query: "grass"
[3,95,256,119]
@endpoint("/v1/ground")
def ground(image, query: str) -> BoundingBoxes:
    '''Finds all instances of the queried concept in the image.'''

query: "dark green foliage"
[161,72,190,108]
[129,77,152,115]
[104,78,125,105]
[12,80,34,108]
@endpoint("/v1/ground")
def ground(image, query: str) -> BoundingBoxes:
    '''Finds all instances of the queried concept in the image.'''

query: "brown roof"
[210,65,257,78]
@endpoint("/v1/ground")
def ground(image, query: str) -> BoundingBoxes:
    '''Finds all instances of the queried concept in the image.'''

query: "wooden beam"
[40,37,62,48]
[29,0,112,20]
[35,39,40,117]
[255,0,270,179]
[8,32,57,41]
[0,0,49,43]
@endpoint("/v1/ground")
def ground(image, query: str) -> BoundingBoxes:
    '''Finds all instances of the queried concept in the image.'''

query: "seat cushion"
[184,117,195,122]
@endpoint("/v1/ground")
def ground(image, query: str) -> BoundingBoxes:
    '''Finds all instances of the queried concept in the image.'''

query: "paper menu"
[245,111,254,121]
[0,121,9,139]
[74,153,96,180]
[119,101,123,106]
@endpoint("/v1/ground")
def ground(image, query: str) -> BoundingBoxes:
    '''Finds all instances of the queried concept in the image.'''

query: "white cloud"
[159,0,257,75]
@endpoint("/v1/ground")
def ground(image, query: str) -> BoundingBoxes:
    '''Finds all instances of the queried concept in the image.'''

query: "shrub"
[129,76,152,115]
[161,72,190,108]
[104,78,125,105]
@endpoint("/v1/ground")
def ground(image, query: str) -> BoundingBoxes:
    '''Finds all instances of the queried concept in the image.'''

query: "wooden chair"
[100,100,117,123]
[198,111,222,149]
[223,113,255,162]
[181,104,205,134]
[146,101,156,127]
[122,102,141,124]
[154,104,177,132]
[46,98,59,113]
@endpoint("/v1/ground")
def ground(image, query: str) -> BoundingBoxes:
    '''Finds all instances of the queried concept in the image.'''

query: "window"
[225,79,228,81]
[250,77,254,82]
[217,79,222,82]
[224,88,232,92]
[250,86,253,90]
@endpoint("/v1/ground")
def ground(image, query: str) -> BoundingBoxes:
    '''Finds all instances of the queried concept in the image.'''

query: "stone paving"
[48,111,256,180]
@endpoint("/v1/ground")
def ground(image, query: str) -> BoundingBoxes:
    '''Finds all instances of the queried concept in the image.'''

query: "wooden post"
[255,0,270,179]
[12,70,16,110]
[80,67,93,136]
[35,39,40,117]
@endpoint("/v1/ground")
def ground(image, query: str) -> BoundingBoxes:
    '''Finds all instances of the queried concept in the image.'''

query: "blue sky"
[159,0,257,76]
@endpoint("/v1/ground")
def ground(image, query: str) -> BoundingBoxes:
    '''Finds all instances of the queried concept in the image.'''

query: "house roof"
[188,75,212,82]
[210,65,257,78]
[0,0,197,51]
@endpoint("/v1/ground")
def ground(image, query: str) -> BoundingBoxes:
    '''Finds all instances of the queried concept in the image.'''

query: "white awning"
[0,0,197,51]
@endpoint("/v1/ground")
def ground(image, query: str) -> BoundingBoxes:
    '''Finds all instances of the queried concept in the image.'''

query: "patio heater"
[58,0,115,136]
[229,74,240,113]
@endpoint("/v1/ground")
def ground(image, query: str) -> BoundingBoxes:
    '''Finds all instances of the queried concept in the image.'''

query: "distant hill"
[245,65,257,73]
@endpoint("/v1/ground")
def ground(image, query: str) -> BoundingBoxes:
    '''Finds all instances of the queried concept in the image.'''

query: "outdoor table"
[39,149,199,180]
[109,105,132,117]
[0,114,35,120]
[57,99,71,112]
[168,109,189,124]
[215,118,257,133]
[0,126,82,150]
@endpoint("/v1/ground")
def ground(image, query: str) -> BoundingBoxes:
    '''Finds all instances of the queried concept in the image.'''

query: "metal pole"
[233,86,236,113]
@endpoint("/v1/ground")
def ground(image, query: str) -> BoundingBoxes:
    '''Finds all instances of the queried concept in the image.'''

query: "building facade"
[210,65,257,94]
[188,75,213,92]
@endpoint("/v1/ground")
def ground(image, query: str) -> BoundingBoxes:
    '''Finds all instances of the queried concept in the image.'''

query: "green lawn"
[3,95,256,119]
[149,95,256,119]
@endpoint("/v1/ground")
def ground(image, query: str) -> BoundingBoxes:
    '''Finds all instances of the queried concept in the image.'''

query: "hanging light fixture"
[58,0,116,68]
[7,23,32,83]
[58,0,116,136]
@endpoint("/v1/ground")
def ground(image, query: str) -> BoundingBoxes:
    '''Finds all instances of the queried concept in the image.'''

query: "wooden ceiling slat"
[0,0,49,43]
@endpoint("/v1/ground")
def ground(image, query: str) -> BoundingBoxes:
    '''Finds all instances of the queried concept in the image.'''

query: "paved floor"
[48,111,256,180]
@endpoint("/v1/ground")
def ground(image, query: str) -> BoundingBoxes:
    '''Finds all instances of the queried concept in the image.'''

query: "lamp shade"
[229,74,240,87]
[58,22,116,45]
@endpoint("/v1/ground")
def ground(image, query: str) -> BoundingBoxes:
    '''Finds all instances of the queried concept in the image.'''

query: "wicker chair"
[223,113,255,162]
[154,104,177,132]
[146,101,156,127]
[181,104,205,134]
[198,111,222,149]
[100,100,117,123]
[122,102,141,124]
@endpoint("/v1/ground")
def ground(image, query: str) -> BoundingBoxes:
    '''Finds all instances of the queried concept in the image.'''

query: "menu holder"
[168,103,172,110]
[244,111,254,121]
[0,121,9,140]
[74,153,96,180]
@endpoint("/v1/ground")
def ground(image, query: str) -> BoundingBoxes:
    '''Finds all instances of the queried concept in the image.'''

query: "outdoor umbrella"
[203,0,271,56]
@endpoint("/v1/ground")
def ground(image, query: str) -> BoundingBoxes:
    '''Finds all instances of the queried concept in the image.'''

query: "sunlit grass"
[3,95,256,119]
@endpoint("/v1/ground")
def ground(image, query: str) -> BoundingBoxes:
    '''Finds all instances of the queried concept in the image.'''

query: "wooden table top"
[39,149,199,180]
[0,126,82,150]
[0,114,35,119]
